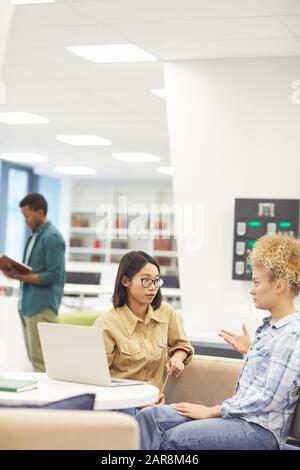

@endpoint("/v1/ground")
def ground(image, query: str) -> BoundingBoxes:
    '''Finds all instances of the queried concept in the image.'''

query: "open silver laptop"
[38,322,145,387]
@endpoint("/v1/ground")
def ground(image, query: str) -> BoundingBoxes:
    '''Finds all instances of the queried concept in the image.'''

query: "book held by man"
[0,255,32,274]
[0,379,38,393]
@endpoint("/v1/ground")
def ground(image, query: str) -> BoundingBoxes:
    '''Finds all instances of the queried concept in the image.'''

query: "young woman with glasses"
[93,251,193,404]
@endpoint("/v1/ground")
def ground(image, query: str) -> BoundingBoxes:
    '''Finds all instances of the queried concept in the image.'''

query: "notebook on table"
[37,322,146,387]
[0,379,37,393]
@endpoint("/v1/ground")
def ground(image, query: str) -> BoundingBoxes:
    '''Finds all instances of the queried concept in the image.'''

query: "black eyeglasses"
[141,278,164,288]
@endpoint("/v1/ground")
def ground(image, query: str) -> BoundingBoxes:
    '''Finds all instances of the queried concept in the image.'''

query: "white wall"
[71,178,173,208]
[34,167,72,246]
[165,57,300,340]
[0,0,13,103]
[58,176,71,256]
[0,297,32,372]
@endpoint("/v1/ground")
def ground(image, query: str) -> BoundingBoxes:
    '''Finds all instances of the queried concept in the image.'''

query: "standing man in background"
[2,193,65,371]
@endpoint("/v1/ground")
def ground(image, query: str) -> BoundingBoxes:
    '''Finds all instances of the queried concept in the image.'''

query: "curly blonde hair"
[249,234,300,296]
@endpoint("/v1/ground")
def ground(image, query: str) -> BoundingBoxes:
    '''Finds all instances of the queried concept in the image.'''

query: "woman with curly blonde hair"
[220,234,300,353]
[136,234,300,450]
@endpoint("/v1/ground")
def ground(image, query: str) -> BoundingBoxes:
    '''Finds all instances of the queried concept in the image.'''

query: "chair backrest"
[0,409,139,450]
[165,355,242,406]
[290,398,300,441]
[164,355,300,441]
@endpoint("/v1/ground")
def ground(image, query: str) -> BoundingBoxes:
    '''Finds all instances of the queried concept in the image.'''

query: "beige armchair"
[0,409,139,450]
[165,355,300,444]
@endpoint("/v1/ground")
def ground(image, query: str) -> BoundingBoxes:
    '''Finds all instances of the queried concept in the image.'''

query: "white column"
[165,58,300,340]
[0,0,13,104]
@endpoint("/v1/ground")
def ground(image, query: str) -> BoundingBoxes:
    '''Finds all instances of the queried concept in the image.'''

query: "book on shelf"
[0,379,38,393]
[153,239,172,251]
[70,237,83,247]
[71,215,90,227]
[0,255,32,274]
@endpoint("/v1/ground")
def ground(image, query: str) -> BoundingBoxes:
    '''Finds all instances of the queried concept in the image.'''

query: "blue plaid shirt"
[221,311,300,449]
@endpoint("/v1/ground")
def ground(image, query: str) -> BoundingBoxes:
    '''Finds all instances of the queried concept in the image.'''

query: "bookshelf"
[68,181,179,275]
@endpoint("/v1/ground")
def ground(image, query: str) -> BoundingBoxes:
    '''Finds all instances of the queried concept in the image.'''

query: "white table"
[0,372,159,410]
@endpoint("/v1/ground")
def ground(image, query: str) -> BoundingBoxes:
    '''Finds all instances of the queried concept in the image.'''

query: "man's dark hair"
[19,193,48,215]
[112,251,162,310]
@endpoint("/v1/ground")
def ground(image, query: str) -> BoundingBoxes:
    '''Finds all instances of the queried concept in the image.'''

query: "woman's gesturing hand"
[218,323,251,354]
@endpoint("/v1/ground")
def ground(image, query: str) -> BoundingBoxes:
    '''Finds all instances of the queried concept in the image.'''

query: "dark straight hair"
[112,251,162,310]
[19,192,48,215]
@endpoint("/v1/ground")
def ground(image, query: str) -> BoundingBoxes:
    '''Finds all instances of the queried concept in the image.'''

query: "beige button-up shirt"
[93,302,194,389]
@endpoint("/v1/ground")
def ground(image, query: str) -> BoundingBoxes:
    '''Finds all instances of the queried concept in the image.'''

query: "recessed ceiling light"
[54,166,97,176]
[151,89,166,100]
[0,112,49,124]
[113,153,160,163]
[157,166,174,176]
[56,135,111,146]
[0,153,48,163]
[12,0,55,4]
[66,44,157,63]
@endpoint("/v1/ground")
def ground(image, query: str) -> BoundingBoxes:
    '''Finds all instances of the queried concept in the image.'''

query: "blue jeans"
[135,405,279,450]
[119,407,140,417]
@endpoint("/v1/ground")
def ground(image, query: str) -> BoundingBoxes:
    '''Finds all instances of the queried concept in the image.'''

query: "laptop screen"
[38,323,146,387]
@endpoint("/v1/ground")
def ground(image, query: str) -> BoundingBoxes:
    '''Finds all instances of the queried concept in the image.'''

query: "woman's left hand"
[170,403,222,420]
[170,403,211,419]
[166,356,185,378]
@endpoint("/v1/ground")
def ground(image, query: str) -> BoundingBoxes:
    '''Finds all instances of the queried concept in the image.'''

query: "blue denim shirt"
[222,311,300,449]
[19,221,65,316]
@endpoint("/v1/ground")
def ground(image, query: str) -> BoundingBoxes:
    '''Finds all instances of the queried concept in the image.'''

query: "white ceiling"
[1,0,300,180]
